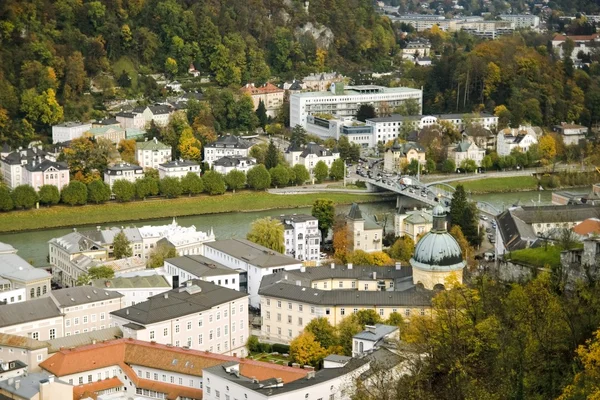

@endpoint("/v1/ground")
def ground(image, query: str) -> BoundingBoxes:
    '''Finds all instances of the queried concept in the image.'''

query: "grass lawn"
[450,176,539,193]
[253,353,291,363]
[506,245,563,268]
[0,191,381,233]
[326,183,367,190]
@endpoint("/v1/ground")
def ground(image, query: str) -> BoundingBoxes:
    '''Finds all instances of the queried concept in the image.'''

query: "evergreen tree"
[256,99,268,130]
[265,140,279,169]
[290,125,308,146]
[356,104,376,122]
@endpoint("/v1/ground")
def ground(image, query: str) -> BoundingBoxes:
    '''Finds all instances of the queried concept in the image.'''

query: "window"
[83,316,88,324]
[199,334,203,345]
[341,308,345,316]
[266,299,270,306]
[339,281,343,288]
[288,315,292,323]
[199,318,203,327]
[420,308,426,316]
[210,330,214,340]
[277,301,281,308]
[164,328,168,336]
[288,329,293,337]
[217,327,221,338]
[364,284,369,290]
[209,314,213,323]
[405,309,411,317]
[150,331,155,340]
[65,319,71,327]
[298,304,303,312]
[32,332,39,340]
[187,321,192,330]
[324,282,328,289]
[353,308,358,314]
[379,309,384,316]
[266,311,270,320]
[175,324,180,333]
[225,325,228,335]
[88,374,92,383]
[232,322,236,332]
[352,281,356,288]
[288,302,292,310]
[162,374,167,382]
[310,307,315,314]
[325,308,331,315]
[91,314,96,322]
[278,327,282,335]
[217,311,221,321]
[49,328,56,339]
[79,377,83,385]
[74,317,79,325]
[154,373,159,381]
[100,312,105,320]
[277,313,281,322]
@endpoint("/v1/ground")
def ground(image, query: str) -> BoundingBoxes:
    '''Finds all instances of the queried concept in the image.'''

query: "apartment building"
[92,272,172,307]
[135,138,172,170]
[447,140,486,168]
[346,203,383,253]
[383,141,426,173]
[103,163,144,188]
[203,135,254,166]
[352,324,399,357]
[51,121,92,144]
[111,280,249,357]
[553,123,588,146]
[164,255,240,291]
[277,214,321,263]
[158,159,201,179]
[0,248,52,301]
[86,126,126,145]
[212,156,256,175]
[496,126,538,156]
[0,145,68,191]
[290,84,423,130]
[0,297,63,341]
[240,83,285,118]
[394,208,433,241]
[499,14,540,29]
[284,142,340,174]
[203,239,302,308]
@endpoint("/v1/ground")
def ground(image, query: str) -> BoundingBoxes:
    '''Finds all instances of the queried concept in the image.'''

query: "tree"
[112,180,136,202]
[356,104,376,122]
[290,125,308,146]
[481,155,493,170]
[539,135,557,165]
[135,177,159,200]
[292,164,310,185]
[265,140,279,170]
[147,244,178,268]
[61,181,88,206]
[246,217,285,253]
[87,180,111,204]
[449,185,468,228]
[109,231,131,260]
[38,185,60,206]
[347,250,374,265]
[313,161,329,183]
[202,171,226,195]
[290,332,328,367]
[389,236,415,263]
[165,57,178,78]
[333,216,350,263]
[159,177,182,198]
[181,173,204,195]
[356,309,382,326]
[371,251,393,266]
[224,170,246,193]
[386,312,404,327]
[0,187,13,211]
[76,265,115,285]
[304,317,338,349]
[460,159,477,173]
[337,315,363,356]
[269,165,291,187]
[559,328,600,400]
[118,139,137,163]
[449,225,471,264]
[312,198,335,241]
[329,158,345,181]
[11,185,38,210]
[20,88,63,126]
[178,127,202,161]
[256,100,268,130]
[247,165,271,190]
[442,159,456,173]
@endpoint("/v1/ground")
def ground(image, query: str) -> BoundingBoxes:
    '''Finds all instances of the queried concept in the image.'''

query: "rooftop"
[213,156,256,167]
[136,138,171,151]
[92,274,171,289]
[204,239,300,268]
[105,163,143,174]
[165,255,237,278]
[24,159,69,172]
[159,159,199,168]
[353,324,399,342]
[110,280,247,325]
[0,297,61,328]
[50,285,123,307]
[205,134,253,149]
[0,372,65,399]
[291,85,421,98]
[0,253,51,282]
[46,327,123,353]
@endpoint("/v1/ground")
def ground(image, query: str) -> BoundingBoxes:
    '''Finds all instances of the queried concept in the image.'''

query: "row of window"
[65,313,106,327]
[149,319,244,341]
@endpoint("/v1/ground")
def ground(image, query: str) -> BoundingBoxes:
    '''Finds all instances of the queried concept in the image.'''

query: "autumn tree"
[388,236,415,263]
[246,217,285,253]
[118,139,137,163]
[305,317,338,349]
[147,244,177,268]
[290,332,328,367]
[337,315,363,356]
[559,328,600,400]
[178,127,202,161]
[333,216,350,263]
[539,134,558,165]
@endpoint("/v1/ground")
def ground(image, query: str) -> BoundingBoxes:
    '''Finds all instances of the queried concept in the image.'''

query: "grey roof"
[455,140,474,152]
[94,118,119,126]
[0,372,63,399]
[386,141,425,155]
[92,274,171,289]
[110,280,247,325]
[46,327,122,353]
[205,135,252,149]
[159,160,198,168]
[204,239,299,268]
[0,297,61,328]
[24,159,69,172]
[404,210,433,225]
[1,147,47,165]
[80,226,142,246]
[511,204,600,224]
[165,255,237,277]
[277,214,318,225]
[367,114,425,123]
[299,142,335,158]
[259,281,433,307]
[105,163,143,175]
[213,156,255,167]
[50,285,123,307]
[0,254,51,282]
[353,324,398,342]
[347,203,363,220]
[324,354,352,363]
[47,231,104,254]
[0,360,27,372]
[53,121,90,128]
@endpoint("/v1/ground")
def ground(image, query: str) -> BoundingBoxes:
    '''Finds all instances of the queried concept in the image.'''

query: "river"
[0,190,554,267]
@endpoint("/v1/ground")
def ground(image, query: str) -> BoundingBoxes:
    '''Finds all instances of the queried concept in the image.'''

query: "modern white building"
[447,140,486,167]
[212,156,256,175]
[91,271,172,307]
[135,138,172,170]
[0,287,26,305]
[111,280,249,357]
[277,214,321,263]
[499,14,540,29]
[164,255,240,291]
[284,142,340,174]
[51,121,92,144]
[103,163,144,188]
[290,84,423,130]
[496,126,538,156]
[203,239,302,308]
[158,159,201,179]
[203,135,254,166]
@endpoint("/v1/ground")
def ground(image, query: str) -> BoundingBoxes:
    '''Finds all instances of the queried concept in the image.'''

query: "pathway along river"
[0,190,554,267]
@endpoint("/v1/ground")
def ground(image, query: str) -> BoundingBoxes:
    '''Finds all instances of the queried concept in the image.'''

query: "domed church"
[410,205,466,289]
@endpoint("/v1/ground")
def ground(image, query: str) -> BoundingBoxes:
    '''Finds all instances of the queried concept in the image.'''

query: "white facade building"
[135,138,172,170]
[212,156,256,175]
[278,214,321,263]
[91,271,172,308]
[0,297,63,341]
[496,126,538,156]
[553,123,588,146]
[203,135,254,166]
[164,255,240,292]
[284,142,340,174]
[0,288,26,305]
[290,84,423,130]
[22,159,70,191]
[51,122,92,144]
[103,163,144,188]
[0,145,68,191]
[352,324,399,357]
[0,247,52,301]
[203,239,302,308]
[447,140,486,167]
[111,280,249,357]
[499,14,540,29]
[158,159,201,179]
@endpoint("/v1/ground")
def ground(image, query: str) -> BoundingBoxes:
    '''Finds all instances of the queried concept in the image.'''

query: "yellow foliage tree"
[539,134,557,165]
[290,332,328,367]
[371,251,393,266]
[118,139,137,163]
[559,328,600,400]
[332,217,350,263]
[178,127,202,161]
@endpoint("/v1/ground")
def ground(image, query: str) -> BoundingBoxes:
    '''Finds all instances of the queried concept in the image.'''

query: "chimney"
[284,274,288,280]
[300,266,306,273]
[164,293,169,299]
[330,263,335,269]
[126,309,129,315]
[96,226,101,231]
[154,137,158,144]
[92,339,97,345]
[296,280,301,286]
[347,263,353,270]
[105,281,111,288]
[395,262,401,270]
[186,281,192,287]
[366,325,376,333]
[15,380,20,389]
[373,271,377,280]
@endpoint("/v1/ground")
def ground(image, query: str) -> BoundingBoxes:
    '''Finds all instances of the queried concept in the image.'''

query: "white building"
[552,33,600,61]
[164,255,240,291]
[203,239,302,308]
[0,297,63,341]
[284,142,340,174]
[103,163,144,188]
[499,14,540,29]
[553,123,588,146]
[402,39,431,60]
[496,126,538,156]
[158,159,201,179]
[366,115,437,146]
[135,138,172,170]
[130,105,173,127]
[302,71,344,91]
[0,145,68,190]
[111,280,249,357]
[0,287,26,305]
[290,84,423,130]
[212,156,256,175]
[91,271,172,307]
[22,158,70,191]
[447,140,486,167]
[0,246,52,301]
[51,121,92,144]
[277,214,321,263]
[203,135,254,166]
[352,324,400,357]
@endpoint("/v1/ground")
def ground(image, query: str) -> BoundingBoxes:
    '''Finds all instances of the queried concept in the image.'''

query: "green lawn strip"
[449,176,539,193]
[506,246,563,268]
[0,191,382,233]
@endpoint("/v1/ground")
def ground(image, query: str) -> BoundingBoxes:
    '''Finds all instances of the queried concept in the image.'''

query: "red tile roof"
[573,218,600,235]
[73,377,123,400]
[241,82,284,95]
[553,33,600,42]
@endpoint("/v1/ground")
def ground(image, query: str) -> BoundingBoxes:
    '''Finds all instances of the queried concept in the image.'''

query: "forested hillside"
[0,0,396,144]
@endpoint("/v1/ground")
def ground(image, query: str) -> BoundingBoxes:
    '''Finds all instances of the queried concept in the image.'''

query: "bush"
[202,171,226,195]
[247,335,260,353]
[540,175,560,189]
[159,177,182,198]
[272,343,290,353]
[38,184,60,206]
[61,181,88,206]
[12,185,38,209]
[112,179,136,202]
